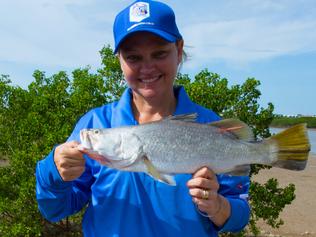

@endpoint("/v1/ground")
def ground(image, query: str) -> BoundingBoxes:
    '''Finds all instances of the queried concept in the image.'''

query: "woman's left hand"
[186,167,231,226]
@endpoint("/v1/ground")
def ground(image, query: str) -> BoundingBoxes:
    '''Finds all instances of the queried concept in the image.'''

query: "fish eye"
[94,130,99,134]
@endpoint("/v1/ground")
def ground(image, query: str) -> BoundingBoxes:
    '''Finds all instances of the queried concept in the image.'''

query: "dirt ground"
[252,154,316,237]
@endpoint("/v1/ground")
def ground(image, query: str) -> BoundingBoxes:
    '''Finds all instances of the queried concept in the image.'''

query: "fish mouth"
[80,129,93,149]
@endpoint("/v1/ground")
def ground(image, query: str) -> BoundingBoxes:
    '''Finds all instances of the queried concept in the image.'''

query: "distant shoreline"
[270,126,316,130]
[271,116,316,129]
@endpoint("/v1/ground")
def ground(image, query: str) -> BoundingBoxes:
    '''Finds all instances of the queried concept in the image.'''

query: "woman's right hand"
[54,141,86,181]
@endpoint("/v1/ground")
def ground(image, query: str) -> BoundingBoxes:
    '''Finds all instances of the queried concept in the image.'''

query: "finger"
[193,198,214,214]
[193,197,209,207]
[193,167,216,179]
[194,194,222,215]
[192,197,213,208]
[189,188,218,200]
[58,143,84,159]
[77,144,87,152]
[59,166,86,182]
[189,188,210,199]
[187,177,218,190]
[67,140,80,148]
[189,188,202,198]
[61,165,86,174]
[59,156,85,167]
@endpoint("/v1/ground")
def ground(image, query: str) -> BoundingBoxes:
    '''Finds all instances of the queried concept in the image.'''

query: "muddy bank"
[252,154,316,237]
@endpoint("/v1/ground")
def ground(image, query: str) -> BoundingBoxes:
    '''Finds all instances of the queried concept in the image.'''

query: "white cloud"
[182,17,316,69]
[0,0,121,69]
[0,0,316,72]
[174,0,316,69]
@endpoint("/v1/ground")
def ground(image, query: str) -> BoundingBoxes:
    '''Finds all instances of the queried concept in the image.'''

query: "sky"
[0,0,315,116]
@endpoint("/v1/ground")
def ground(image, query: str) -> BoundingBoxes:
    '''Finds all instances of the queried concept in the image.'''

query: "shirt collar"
[173,86,196,115]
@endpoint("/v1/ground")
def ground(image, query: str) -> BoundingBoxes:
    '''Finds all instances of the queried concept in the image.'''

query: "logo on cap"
[129,2,150,22]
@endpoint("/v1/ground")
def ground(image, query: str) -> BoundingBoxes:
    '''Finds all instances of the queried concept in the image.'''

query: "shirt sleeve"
[35,110,99,222]
[216,174,251,233]
[36,148,95,222]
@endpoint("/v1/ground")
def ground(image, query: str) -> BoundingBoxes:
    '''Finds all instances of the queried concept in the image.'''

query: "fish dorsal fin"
[209,119,254,141]
[165,113,197,122]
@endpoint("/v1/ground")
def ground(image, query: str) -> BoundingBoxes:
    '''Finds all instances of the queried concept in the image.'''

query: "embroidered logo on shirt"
[129,2,150,22]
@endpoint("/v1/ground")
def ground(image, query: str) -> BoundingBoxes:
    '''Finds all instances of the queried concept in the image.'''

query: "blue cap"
[113,0,182,53]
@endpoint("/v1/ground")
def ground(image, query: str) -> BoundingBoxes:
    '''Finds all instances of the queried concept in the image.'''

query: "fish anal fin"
[209,119,254,141]
[143,156,176,186]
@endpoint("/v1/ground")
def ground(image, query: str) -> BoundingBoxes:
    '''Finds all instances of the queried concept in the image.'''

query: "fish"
[79,114,311,185]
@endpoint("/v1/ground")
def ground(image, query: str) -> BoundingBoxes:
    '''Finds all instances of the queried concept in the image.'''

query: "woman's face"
[118,32,183,100]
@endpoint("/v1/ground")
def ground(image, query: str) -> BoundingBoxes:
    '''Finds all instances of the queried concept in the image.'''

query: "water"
[270,127,316,155]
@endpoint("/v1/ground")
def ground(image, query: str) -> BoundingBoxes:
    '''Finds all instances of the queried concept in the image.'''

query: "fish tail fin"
[269,124,310,170]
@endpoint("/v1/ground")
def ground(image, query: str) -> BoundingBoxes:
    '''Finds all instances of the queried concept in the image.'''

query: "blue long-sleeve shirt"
[36,86,250,237]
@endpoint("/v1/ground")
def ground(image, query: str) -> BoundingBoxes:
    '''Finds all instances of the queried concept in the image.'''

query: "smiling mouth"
[139,75,162,84]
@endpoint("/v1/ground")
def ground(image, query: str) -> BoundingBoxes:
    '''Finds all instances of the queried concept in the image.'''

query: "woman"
[36,1,250,236]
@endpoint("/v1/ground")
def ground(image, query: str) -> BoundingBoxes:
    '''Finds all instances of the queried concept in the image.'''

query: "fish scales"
[79,114,310,184]
[125,120,269,174]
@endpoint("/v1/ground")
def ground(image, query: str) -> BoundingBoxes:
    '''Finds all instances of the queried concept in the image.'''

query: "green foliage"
[98,45,126,101]
[176,70,274,139]
[249,179,295,234]
[176,70,294,236]
[0,67,111,236]
[0,46,295,236]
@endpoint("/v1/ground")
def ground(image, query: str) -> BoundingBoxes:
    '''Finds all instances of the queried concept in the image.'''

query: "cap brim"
[114,28,178,54]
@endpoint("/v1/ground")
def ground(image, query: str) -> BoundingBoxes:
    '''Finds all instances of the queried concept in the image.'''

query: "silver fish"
[79,114,310,185]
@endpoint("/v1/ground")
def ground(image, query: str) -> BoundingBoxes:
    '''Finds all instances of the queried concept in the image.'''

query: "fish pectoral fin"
[143,156,176,186]
[225,165,251,176]
[165,113,197,123]
[209,119,254,141]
